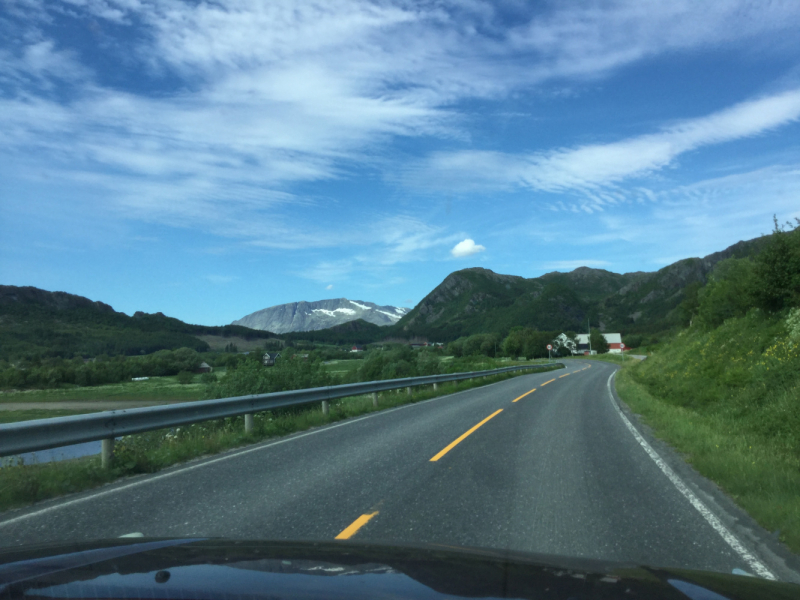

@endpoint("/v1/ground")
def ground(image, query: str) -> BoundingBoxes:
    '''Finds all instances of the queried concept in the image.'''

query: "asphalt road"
[1,361,797,581]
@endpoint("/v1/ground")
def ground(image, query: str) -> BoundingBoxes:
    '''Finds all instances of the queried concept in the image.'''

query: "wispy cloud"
[408,89,800,198]
[3,0,799,249]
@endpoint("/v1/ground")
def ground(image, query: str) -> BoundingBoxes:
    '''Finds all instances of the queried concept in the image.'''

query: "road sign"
[546,344,552,350]
[620,343,625,349]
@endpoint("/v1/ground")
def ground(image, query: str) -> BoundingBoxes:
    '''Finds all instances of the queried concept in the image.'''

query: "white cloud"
[410,88,800,199]
[325,284,333,290]
[451,238,486,258]
[2,0,799,249]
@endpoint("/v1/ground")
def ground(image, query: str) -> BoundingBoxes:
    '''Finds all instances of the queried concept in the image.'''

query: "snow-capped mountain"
[231,298,410,334]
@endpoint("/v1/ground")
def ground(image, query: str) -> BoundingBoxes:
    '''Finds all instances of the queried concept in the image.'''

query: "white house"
[575,333,623,354]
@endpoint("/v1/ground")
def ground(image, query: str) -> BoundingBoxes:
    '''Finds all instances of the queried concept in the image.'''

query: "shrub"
[176,371,194,384]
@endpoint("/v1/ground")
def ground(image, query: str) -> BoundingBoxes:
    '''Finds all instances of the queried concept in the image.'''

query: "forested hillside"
[0,286,274,360]
[392,236,768,341]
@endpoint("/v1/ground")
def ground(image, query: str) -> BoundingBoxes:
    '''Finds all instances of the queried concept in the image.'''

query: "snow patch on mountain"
[232,298,410,333]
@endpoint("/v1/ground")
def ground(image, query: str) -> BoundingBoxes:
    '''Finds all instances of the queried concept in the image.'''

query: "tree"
[753,217,800,312]
[696,258,756,329]
[589,328,609,354]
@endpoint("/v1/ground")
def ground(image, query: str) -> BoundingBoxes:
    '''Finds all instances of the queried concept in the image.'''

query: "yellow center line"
[512,388,536,403]
[430,409,504,462]
[335,512,379,539]
[558,373,570,378]
[540,378,556,386]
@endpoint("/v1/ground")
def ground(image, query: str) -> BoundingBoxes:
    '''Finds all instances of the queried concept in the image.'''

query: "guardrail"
[0,363,560,468]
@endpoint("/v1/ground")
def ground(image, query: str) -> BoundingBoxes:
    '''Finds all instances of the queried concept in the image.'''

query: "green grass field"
[321,359,363,377]
[0,409,95,424]
[0,375,209,404]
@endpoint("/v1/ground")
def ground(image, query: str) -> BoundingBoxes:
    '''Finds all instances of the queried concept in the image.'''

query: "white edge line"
[605,371,776,581]
[0,369,550,529]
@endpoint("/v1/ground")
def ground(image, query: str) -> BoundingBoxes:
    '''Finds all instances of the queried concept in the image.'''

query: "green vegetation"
[615,218,800,552]
[0,285,276,361]
[0,409,94,424]
[0,347,205,390]
[0,363,562,512]
[0,375,207,404]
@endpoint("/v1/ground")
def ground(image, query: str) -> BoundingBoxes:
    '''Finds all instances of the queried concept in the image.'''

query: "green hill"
[390,236,768,341]
[0,286,275,360]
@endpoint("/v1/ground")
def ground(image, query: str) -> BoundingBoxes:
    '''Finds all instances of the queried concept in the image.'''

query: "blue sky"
[2,1,800,326]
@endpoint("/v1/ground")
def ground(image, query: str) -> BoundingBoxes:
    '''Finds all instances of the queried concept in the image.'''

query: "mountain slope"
[391,236,768,340]
[0,286,273,359]
[232,298,409,333]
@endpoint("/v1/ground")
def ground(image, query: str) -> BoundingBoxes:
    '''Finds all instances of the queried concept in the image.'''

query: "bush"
[200,372,218,384]
[176,371,194,384]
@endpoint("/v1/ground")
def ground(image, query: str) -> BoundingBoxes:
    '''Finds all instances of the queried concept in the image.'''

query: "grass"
[321,359,364,377]
[0,409,96,424]
[612,311,800,554]
[0,376,208,404]
[0,363,562,513]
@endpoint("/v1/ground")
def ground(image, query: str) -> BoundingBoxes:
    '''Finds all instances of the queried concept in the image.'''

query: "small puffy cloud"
[326,284,333,290]
[451,238,486,258]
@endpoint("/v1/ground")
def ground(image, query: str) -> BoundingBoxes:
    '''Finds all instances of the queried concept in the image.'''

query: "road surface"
[1,361,797,581]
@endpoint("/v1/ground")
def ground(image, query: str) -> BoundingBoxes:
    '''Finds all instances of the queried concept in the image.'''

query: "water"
[1,440,102,467]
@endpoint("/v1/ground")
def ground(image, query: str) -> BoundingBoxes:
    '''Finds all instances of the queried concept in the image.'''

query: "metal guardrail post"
[101,438,114,469]
[406,386,412,396]
[433,382,438,391]
[244,413,254,433]
[372,392,378,407]
[322,401,330,415]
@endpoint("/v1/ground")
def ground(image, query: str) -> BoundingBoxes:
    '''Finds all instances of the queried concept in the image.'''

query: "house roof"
[199,362,211,368]
[576,333,622,344]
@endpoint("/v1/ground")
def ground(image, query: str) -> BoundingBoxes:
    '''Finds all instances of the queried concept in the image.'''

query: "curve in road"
[0,361,795,581]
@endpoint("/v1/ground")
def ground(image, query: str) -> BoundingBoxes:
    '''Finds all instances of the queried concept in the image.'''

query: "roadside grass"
[563,354,629,365]
[612,312,800,554]
[0,364,562,514]
[0,376,207,404]
[0,409,96,424]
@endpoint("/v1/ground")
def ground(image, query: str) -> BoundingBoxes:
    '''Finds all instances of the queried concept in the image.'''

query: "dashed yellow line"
[430,409,504,461]
[540,378,556,386]
[512,388,536,403]
[559,373,570,378]
[336,512,379,539]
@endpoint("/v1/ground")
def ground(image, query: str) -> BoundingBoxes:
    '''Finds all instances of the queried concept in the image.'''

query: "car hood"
[0,538,796,600]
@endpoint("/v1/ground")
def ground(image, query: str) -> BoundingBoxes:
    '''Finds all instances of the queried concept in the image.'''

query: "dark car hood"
[0,538,796,600]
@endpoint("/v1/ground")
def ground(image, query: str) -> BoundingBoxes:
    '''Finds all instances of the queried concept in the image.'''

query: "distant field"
[322,359,363,377]
[0,375,208,404]
[195,335,279,352]
[0,409,96,424]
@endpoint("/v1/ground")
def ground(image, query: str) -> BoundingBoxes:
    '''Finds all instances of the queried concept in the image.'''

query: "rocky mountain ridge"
[232,298,409,334]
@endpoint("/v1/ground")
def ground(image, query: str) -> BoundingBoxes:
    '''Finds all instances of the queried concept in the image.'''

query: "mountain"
[0,286,274,360]
[391,236,769,340]
[232,298,409,333]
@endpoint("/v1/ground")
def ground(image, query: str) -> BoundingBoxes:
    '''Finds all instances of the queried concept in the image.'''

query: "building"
[195,361,213,374]
[263,352,281,366]
[350,345,365,353]
[575,333,623,354]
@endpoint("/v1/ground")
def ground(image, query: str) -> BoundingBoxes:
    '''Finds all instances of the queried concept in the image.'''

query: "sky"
[2,0,800,326]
